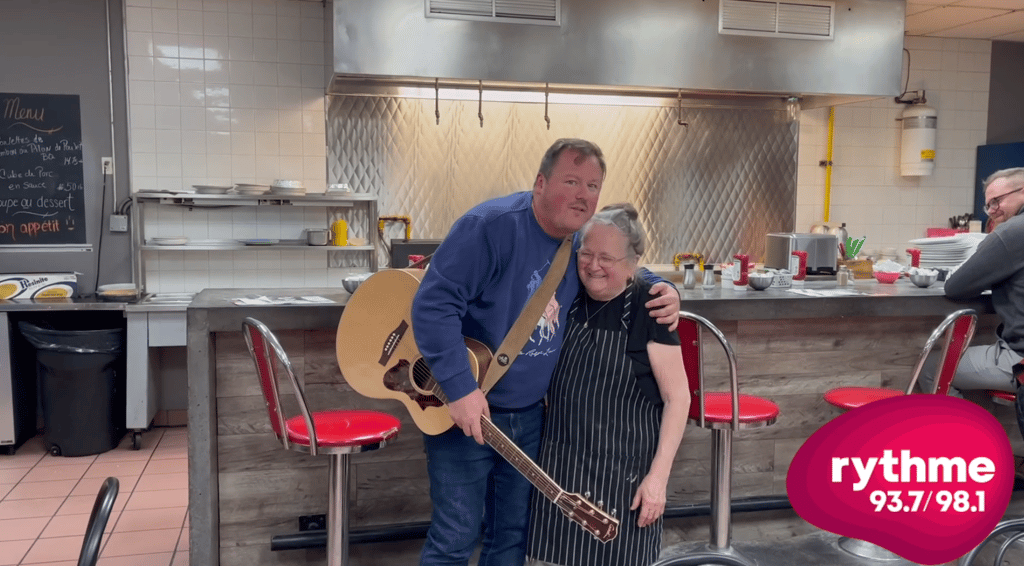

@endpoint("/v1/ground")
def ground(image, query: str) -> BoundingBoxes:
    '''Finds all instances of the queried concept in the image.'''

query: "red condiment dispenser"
[791,250,808,284]
[906,248,921,269]
[733,253,749,292]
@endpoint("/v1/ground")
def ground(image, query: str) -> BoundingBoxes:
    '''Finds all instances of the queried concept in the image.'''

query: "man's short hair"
[983,167,1024,190]
[537,139,606,180]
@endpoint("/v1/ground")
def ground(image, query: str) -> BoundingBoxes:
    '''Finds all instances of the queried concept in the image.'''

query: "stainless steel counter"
[0,297,129,311]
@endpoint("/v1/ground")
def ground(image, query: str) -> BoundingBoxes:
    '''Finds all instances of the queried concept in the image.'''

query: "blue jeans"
[420,402,544,566]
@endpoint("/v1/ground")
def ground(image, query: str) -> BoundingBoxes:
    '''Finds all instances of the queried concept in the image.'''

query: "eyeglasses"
[984,186,1024,213]
[577,249,628,268]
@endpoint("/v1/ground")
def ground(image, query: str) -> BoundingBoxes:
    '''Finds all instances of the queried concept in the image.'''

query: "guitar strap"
[479,235,573,396]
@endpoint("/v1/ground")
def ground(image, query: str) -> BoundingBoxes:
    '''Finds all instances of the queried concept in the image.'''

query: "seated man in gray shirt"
[920,167,1024,394]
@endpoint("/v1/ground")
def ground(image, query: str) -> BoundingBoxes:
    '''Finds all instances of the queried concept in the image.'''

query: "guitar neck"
[479,417,563,503]
[430,385,562,502]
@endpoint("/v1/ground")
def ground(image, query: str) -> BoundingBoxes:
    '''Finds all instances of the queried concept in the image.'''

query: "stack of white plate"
[270,179,305,195]
[234,184,270,195]
[908,234,983,268]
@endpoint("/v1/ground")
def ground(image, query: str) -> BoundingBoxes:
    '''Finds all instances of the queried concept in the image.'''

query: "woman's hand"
[630,473,668,527]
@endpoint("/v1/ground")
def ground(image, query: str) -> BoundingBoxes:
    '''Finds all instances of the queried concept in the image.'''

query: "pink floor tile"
[96,552,173,566]
[150,446,187,461]
[144,458,187,475]
[101,528,179,557]
[59,494,128,516]
[5,480,78,500]
[20,535,82,564]
[133,473,187,492]
[40,511,118,538]
[18,561,76,566]
[0,516,49,541]
[122,489,188,511]
[85,460,148,479]
[33,454,97,467]
[114,507,187,533]
[69,476,139,498]
[176,528,187,552]
[0,539,33,565]
[21,464,90,483]
[0,497,65,520]
[0,484,11,500]
[0,467,30,484]
[171,550,188,566]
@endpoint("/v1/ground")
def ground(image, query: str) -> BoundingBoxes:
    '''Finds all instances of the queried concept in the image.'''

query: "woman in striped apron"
[527,203,691,566]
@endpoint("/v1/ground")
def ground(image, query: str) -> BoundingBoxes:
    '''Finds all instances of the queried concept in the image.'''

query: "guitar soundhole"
[382,359,442,408]
[411,358,439,396]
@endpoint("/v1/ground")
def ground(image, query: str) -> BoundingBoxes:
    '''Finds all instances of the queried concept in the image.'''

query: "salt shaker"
[682,264,697,289]
[702,263,716,290]
[837,265,850,286]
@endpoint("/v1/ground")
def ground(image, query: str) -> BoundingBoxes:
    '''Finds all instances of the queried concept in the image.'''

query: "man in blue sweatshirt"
[412,139,680,566]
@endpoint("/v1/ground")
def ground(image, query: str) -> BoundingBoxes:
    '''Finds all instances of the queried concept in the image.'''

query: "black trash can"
[18,321,126,457]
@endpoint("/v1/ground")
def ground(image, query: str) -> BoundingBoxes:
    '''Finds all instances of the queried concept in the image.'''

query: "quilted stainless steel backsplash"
[327,96,796,268]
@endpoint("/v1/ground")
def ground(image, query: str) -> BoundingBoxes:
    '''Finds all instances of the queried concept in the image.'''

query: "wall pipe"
[823,106,835,223]
[270,495,793,551]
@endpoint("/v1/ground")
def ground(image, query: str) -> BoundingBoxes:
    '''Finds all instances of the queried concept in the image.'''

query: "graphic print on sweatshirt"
[526,260,560,350]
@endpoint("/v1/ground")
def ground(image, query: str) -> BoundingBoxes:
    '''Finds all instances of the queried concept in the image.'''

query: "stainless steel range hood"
[329,0,906,108]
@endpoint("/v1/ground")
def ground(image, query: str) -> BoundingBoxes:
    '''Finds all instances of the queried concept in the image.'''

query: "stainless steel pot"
[305,229,333,246]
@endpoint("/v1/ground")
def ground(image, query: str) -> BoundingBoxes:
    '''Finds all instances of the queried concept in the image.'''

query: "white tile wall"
[127,3,993,291]
[127,0,340,293]
[796,37,991,262]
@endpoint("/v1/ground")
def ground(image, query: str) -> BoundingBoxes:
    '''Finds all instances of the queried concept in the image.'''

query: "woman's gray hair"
[580,202,646,258]
[984,167,1024,189]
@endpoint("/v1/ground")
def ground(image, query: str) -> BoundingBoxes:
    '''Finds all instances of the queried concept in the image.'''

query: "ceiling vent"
[426,0,560,25]
[720,0,834,40]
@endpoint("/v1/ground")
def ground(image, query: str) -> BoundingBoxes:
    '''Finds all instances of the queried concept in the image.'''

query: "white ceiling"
[906,0,1024,41]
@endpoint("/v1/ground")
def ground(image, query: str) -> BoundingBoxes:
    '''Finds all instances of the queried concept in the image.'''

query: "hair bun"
[601,202,638,220]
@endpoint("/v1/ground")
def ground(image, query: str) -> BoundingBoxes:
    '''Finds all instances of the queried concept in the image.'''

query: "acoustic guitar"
[336,269,619,543]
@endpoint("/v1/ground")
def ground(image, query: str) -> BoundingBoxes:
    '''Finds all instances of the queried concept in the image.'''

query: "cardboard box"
[841,260,874,279]
[0,273,78,299]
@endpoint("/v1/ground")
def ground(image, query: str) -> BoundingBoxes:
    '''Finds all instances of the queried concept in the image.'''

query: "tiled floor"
[0,427,188,566]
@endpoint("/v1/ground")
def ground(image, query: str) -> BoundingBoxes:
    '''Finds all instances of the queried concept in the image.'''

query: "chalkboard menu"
[0,93,86,245]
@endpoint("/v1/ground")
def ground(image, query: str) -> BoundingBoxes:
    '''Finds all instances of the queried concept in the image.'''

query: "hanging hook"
[677,90,689,127]
[434,78,440,126]
[478,80,484,128]
[544,83,551,130]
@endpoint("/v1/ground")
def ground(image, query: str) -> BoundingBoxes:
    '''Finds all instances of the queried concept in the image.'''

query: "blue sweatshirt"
[412,192,578,409]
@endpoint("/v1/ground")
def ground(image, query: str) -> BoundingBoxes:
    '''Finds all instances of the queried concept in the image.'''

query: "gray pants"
[918,336,1022,394]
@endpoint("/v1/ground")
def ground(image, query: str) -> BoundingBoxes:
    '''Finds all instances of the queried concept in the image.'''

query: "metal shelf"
[140,245,375,251]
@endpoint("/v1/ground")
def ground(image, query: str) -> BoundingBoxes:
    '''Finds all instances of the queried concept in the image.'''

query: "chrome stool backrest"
[906,308,978,396]
[242,317,321,456]
[678,311,740,430]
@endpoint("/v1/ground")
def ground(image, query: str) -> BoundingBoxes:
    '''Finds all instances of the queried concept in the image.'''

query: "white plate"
[193,185,233,194]
[241,239,279,246]
[269,187,306,195]
[149,237,189,246]
[271,179,304,189]
[234,184,270,194]
[186,239,241,247]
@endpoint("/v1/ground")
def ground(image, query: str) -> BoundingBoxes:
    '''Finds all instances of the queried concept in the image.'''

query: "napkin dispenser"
[765,233,838,275]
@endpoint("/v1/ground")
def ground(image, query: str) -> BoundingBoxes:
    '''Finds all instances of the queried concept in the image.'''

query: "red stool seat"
[697,392,780,426]
[286,410,400,448]
[988,390,1016,405]
[824,387,903,410]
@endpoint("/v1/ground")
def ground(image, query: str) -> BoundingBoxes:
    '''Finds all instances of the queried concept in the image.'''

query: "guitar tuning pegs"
[585,491,591,499]
[598,500,604,509]
[611,509,617,517]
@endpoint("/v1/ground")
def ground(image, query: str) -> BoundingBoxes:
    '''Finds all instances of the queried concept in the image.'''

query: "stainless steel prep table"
[1,295,189,452]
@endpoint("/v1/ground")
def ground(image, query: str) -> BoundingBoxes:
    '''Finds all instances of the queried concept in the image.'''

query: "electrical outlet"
[109,214,128,232]
[101,157,113,175]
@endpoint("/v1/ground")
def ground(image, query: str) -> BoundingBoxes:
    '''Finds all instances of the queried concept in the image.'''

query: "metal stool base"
[658,533,923,566]
[836,537,905,561]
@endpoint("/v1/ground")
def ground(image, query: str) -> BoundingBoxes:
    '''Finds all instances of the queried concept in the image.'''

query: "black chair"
[78,477,119,566]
